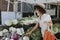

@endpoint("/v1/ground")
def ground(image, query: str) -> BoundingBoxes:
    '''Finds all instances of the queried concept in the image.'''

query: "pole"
[46,0,48,9]
[7,0,10,12]
[13,0,18,19]
[21,0,23,17]
[34,0,37,17]
[57,0,59,18]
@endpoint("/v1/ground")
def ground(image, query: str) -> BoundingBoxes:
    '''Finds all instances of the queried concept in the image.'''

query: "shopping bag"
[43,25,57,40]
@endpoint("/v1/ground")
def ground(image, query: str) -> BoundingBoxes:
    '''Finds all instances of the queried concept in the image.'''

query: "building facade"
[0,0,14,11]
[0,0,60,18]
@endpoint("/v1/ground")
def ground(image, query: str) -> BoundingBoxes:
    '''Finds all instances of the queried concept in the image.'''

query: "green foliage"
[26,27,41,40]
[53,23,60,32]
[26,23,60,40]
[52,18,60,23]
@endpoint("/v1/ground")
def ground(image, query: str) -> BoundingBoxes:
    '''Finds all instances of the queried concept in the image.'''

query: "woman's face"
[35,9,41,16]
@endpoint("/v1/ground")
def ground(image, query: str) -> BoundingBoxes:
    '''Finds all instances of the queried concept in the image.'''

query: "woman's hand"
[44,21,53,27]
[25,32,32,36]
[26,22,38,36]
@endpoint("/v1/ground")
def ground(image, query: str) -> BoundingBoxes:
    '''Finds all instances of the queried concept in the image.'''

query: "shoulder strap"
[48,25,54,33]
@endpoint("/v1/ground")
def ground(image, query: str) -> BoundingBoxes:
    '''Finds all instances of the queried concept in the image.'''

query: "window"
[44,3,52,9]
[9,3,13,11]
[22,2,34,13]
[22,2,34,17]
[18,1,21,12]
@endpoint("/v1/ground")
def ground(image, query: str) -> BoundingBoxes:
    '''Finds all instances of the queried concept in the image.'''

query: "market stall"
[0,16,60,40]
[0,0,60,40]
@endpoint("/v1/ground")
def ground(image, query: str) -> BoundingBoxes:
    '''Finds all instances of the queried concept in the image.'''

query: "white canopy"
[19,0,60,5]
[46,0,60,5]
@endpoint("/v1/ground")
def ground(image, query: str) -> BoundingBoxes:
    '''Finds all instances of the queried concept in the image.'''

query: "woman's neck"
[40,13,43,17]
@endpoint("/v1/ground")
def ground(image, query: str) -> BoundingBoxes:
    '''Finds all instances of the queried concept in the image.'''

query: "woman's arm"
[44,20,53,27]
[29,22,39,33]
[26,22,39,36]
[47,21,53,26]
[45,15,53,27]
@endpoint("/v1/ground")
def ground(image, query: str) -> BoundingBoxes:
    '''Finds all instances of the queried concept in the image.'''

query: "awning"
[44,0,60,5]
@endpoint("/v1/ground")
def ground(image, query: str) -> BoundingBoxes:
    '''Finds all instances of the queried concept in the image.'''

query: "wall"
[0,0,13,11]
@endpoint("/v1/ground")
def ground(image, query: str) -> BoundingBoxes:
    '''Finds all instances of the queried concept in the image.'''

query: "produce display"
[0,16,60,40]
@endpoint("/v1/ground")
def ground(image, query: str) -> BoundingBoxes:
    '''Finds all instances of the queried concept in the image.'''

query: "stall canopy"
[44,0,60,5]
[20,0,60,5]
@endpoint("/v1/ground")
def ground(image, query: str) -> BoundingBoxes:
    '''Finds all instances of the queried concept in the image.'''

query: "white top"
[39,14,51,28]
[37,14,51,37]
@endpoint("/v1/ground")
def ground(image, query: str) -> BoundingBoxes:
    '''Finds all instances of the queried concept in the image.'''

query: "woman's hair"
[34,5,46,14]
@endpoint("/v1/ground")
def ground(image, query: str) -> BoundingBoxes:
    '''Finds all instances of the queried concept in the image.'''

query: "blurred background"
[0,0,60,24]
[0,0,60,40]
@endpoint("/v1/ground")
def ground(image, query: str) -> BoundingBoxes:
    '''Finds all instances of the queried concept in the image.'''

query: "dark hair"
[34,5,46,14]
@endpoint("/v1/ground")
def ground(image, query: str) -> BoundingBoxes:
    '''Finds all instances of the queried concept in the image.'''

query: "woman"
[26,3,53,39]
